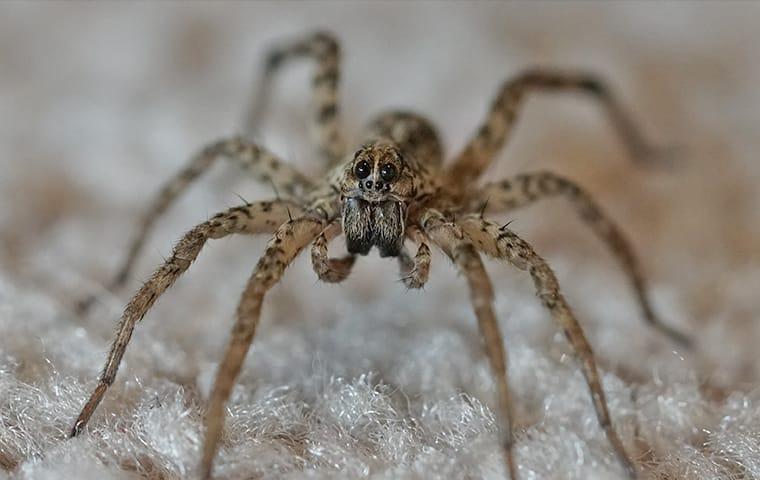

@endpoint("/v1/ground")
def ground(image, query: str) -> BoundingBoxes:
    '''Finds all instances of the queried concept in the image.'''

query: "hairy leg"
[201,215,325,479]
[420,209,518,480]
[311,221,356,283]
[446,69,671,188]
[76,138,312,314]
[70,200,300,436]
[243,31,346,167]
[470,171,690,346]
[458,213,638,478]
[398,225,431,289]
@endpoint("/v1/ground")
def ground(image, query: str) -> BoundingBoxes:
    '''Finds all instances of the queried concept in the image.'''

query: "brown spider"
[70,31,690,479]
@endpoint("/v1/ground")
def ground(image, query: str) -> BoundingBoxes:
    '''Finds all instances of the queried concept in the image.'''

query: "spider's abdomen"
[362,111,443,168]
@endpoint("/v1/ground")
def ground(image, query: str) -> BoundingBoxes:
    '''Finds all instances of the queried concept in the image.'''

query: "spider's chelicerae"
[71,31,690,479]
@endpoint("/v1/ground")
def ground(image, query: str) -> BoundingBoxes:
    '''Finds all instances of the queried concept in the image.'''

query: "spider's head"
[342,142,415,202]
[338,142,415,258]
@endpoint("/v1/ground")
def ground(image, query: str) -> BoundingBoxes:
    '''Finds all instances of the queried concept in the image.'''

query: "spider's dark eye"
[354,160,371,179]
[379,163,397,182]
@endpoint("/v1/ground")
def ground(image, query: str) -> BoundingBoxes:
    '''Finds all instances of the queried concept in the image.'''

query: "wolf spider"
[71,31,690,479]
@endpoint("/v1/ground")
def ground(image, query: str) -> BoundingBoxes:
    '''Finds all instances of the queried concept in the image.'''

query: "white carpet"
[2,2,760,479]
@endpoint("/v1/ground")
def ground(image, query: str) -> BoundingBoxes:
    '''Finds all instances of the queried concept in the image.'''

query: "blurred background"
[1,2,759,479]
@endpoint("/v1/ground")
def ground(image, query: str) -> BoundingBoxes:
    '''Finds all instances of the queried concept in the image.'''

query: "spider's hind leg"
[244,31,346,168]
[470,171,691,347]
[446,68,674,189]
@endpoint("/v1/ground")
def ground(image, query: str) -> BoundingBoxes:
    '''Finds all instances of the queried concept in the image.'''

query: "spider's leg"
[398,225,431,289]
[470,172,690,347]
[243,31,346,168]
[76,138,312,315]
[456,212,639,479]
[419,209,517,480]
[311,221,356,283]
[69,200,299,437]
[445,69,673,188]
[201,215,325,480]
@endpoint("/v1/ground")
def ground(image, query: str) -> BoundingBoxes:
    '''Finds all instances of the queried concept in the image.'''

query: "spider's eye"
[354,160,371,179]
[379,163,397,182]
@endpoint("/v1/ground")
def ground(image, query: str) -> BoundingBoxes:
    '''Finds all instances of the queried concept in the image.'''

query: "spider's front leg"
[69,200,300,437]
[201,215,326,480]
[419,209,518,480]
[76,138,312,315]
[456,212,639,479]
[446,69,674,188]
[470,171,691,347]
[244,31,346,167]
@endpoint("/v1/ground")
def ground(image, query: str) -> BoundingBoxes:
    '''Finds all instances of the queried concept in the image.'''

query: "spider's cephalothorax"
[71,31,691,480]
[336,112,442,257]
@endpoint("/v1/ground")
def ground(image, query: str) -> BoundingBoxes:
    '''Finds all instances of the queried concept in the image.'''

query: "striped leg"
[70,200,299,438]
[398,225,432,289]
[420,209,518,480]
[76,138,312,314]
[243,31,346,167]
[446,69,672,188]
[470,172,690,347]
[458,213,638,479]
[311,221,356,283]
[200,216,325,479]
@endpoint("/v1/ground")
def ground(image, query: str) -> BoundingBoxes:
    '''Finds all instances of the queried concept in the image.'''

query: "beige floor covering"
[1,3,759,479]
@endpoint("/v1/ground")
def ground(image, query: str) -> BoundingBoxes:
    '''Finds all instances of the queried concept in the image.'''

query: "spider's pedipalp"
[398,225,431,289]
[243,31,346,167]
[76,137,312,315]
[420,209,517,479]
[445,69,671,190]
[470,171,691,347]
[70,200,298,437]
[458,213,638,479]
[201,215,326,480]
[311,221,356,283]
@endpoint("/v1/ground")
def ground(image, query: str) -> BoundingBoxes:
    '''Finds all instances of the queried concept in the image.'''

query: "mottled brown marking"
[469,171,690,346]
[72,32,682,480]
[457,214,638,478]
[71,200,301,439]
[445,68,675,193]
[243,31,345,168]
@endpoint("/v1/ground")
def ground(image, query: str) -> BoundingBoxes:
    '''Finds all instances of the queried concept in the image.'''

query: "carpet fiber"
[1,3,759,479]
